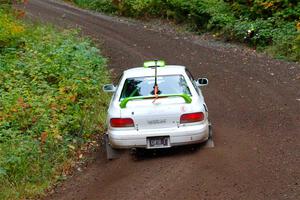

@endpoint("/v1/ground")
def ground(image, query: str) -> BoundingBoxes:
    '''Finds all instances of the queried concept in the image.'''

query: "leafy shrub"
[0,9,25,47]
[232,17,300,59]
[119,0,165,17]
[191,0,235,30]
[266,22,300,60]
[233,18,275,46]
[72,0,117,13]
[0,10,110,199]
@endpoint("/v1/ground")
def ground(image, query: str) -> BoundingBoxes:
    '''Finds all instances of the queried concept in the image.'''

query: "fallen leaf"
[41,132,48,145]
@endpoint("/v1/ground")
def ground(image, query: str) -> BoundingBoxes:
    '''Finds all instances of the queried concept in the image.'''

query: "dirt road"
[23,0,300,199]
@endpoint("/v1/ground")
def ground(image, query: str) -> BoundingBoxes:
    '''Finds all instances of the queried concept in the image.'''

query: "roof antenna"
[153,60,159,103]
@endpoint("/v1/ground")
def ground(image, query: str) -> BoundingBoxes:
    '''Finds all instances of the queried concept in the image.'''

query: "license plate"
[147,136,170,149]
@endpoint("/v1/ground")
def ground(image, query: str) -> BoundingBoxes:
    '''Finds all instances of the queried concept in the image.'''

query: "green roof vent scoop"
[143,60,165,68]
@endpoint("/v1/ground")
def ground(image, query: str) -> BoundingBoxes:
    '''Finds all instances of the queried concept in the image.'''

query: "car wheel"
[205,121,214,148]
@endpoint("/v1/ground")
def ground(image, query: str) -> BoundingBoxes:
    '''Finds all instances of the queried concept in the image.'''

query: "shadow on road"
[132,143,209,161]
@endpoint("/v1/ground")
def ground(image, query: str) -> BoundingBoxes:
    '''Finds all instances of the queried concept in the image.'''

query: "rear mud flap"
[104,134,122,160]
[204,122,214,148]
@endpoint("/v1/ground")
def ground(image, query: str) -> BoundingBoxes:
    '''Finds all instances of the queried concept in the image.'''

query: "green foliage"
[228,0,300,20]
[191,0,235,30]
[233,18,276,46]
[118,0,166,17]
[233,18,299,59]
[72,0,117,13]
[71,0,300,61]
[0,10,110,199]
[0,10,25,47]
[266,22,300,60]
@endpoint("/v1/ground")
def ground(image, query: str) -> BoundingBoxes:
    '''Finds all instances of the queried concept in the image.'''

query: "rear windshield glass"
[120,75,191,100]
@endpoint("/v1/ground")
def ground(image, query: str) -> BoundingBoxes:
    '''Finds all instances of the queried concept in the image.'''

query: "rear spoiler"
[119,94,192,109]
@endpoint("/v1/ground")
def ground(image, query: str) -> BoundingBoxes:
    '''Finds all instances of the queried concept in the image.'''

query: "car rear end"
[106,67,209,149]
[108,98,209,149]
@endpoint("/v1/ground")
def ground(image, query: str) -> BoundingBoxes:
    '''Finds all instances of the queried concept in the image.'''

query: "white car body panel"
[106,65,209,149]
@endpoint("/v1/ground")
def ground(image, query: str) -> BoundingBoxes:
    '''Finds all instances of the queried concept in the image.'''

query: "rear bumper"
[107,123,209,149]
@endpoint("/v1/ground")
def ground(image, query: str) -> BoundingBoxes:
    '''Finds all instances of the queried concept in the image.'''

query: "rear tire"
[205,122,214,148]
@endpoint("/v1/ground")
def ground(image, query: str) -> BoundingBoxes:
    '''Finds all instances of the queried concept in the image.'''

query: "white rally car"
[103,60,213,159]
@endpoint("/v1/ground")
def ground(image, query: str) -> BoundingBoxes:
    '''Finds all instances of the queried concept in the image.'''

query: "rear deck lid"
[122,98,191,129]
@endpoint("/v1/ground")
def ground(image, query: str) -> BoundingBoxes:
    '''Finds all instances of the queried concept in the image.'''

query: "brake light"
[110,118,134,127]
[180,112,204,124]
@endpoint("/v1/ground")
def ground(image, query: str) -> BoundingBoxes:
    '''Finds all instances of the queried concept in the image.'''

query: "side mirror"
[103,84,116,92]
[196,78,208,86]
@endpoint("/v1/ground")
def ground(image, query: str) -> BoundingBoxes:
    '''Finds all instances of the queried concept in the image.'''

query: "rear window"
[120,75,191,100]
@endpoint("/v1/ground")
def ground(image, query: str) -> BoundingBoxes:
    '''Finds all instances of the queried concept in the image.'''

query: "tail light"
[180,112,204,124]
[110,118,134,128]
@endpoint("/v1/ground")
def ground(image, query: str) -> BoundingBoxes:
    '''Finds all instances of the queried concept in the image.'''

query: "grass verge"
[0,8,110,199]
